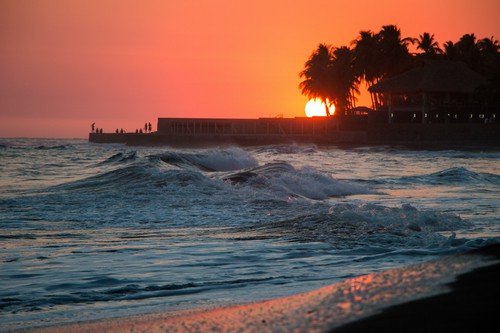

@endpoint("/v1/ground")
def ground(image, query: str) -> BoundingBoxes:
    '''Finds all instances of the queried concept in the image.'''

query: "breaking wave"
[258,203,474,250]
[50,159,373,201]
[51,164,208,192]
[390,167,500,185]
[224,162,374,199]
[157,148,258,171]
[252,144,318,155]
[97,152,137,165]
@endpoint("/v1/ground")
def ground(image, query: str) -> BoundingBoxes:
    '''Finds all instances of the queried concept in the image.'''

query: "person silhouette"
[144,123,148,132]
[139,128,143,134]
[91,123,95,133]
[148,122,152,133]
[100,128,103,133]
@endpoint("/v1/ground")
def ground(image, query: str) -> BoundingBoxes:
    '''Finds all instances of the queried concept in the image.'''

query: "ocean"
[0,138,498,331]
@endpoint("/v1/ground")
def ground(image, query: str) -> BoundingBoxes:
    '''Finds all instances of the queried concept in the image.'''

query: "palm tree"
[299,44,334,116]
[352,30,383,86]
[477,36,499,55]
[377,25,415,78]
[477,36,500,85]
[443,41,458,60]
[352,30,382,109]
[416,32,442,58]
[456,33,481,69]
[330,46,360,112]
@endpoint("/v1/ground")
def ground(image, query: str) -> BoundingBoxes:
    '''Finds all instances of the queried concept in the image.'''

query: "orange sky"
[1,0,499,138]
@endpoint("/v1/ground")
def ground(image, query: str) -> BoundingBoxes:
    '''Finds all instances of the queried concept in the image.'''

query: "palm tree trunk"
[323,98,330,116]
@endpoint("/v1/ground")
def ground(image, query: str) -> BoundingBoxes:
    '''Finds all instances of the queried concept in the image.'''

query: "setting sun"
[304,99,335,117]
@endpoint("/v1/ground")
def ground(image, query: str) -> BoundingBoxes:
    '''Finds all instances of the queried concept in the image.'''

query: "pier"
[89,117,365,146]
[88,116,500,147]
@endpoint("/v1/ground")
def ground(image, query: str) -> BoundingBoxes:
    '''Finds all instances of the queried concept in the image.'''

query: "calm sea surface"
[0,139,498,330]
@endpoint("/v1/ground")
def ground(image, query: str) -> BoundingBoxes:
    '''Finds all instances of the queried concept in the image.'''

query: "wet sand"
[28,245,499,333]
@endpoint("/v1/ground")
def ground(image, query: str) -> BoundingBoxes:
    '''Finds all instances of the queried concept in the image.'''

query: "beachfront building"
[368,61,493,124]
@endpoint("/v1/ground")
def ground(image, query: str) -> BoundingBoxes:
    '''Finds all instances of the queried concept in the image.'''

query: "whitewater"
[0,138,498,331]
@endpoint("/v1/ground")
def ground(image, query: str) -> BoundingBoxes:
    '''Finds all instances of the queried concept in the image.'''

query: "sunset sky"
[1,0,499,138]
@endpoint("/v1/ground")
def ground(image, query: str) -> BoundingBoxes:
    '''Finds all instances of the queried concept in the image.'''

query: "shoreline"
[25,244,499,333]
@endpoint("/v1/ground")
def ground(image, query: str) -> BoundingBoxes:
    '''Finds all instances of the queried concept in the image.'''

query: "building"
[369,61,493,124]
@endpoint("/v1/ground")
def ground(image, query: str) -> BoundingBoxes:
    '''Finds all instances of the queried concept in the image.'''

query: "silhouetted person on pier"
[115,129,119,133]
[91,123,95,133]
[135,129,138,133]
[120,128,124,133]
[99,128,103,133]
[144,123,148,132]
[148,122,152,133]
[139,128,143,134]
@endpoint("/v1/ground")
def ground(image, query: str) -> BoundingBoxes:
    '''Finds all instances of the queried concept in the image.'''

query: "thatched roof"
[349,106,375,113]
[369,61,488,94]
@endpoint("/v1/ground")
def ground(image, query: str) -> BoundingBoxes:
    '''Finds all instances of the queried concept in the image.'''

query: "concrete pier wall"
[157,117,337,137]
[88,133,127,143]
[88,117,500,147]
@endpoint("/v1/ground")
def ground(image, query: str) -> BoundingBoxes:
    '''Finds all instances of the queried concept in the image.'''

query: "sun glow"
[304,99,335,117]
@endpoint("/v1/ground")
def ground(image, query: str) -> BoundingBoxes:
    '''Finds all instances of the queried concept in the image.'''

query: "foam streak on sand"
[31,246,499,333]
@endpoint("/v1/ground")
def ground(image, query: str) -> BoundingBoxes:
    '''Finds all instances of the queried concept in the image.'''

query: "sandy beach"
[26,244,499,333]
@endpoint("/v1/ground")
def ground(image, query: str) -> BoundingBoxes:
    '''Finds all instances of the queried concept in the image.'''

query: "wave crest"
[253,144,318,154]
[261,203,472,249]
[157,148,258,172]
[399,167,499,185]
[224,162,374,200]
[98,152,137,165]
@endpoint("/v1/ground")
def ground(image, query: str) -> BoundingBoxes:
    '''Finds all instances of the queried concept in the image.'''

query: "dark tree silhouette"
[443,41,459,60]
[456,33,481,70]
[299,44,335,116]
[352,30,383,108]
[299,44,360,114]
[377,25,415,78]
[330,46,359,112]
[352,30,383,86]
[478,36,499,55]
[416,32,442,58]
[477,36,500,87]
[300,25,499,111]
